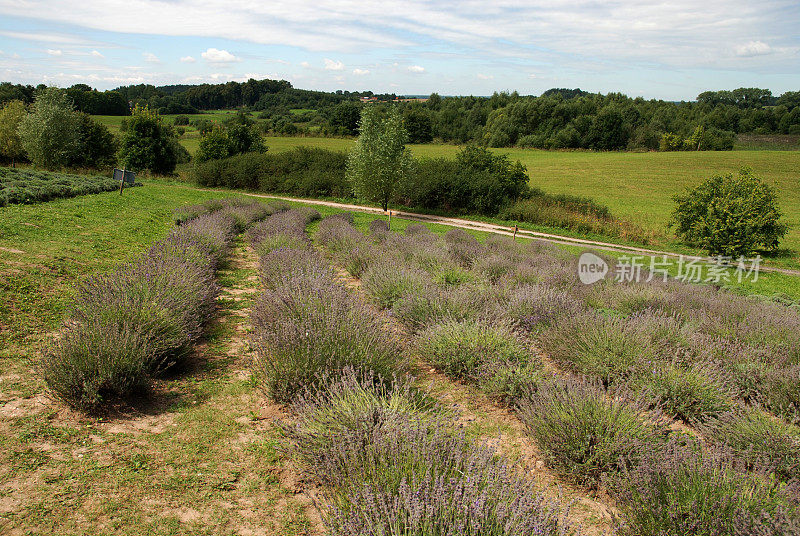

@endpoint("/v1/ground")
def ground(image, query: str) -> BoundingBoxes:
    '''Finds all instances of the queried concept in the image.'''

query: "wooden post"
[118,167,125,195]
[388,210,392,231]
[513,224,518,240]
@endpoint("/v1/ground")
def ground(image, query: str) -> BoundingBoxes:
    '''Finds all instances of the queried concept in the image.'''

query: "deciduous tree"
[346,106,413,213]
[18,88,79,169]
[0,100,26,167]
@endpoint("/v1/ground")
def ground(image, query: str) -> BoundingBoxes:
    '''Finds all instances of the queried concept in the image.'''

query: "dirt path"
[235,192,800,278]
[329,263,616,536]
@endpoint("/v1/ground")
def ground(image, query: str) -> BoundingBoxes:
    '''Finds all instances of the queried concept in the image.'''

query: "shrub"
[286,369,440,477]
[361,259,428,309]
[759,364,800,425]
[72,253,219,373]
[173,115,189,126]
[192,147,349,198]
[700,409,800,482]
[504,283,584,332]
[40,322,150,410]
[670,168,788,256]
[444,228,483,267]
[250,248,407,402]
[540,312,657,385]
[391,284,488,332]
[368,218,389,234]
[641,365,732,423]
[69,112,118,169]
[118,105,181,174]
[288,373,568,536]
[417,320,540,399]
[613,440,799,536]
[196,125,232,163]
[518,379,668,487]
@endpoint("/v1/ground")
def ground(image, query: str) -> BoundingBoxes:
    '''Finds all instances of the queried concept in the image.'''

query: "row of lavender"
[41,197,274,410]
[247,210,573,535]
[317,215,800,535]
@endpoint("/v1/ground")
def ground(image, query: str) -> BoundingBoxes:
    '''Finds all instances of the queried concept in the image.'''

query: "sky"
[0,1,798,100]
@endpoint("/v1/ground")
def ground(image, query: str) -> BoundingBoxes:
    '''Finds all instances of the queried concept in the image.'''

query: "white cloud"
[46,49,62,56]
[201,47,239,63]
[143,52,160,63]
[180,55,196,63]
[735,40,772,57]
[477,73,493,80]
[300,61,311,68]
[0,30,96,45]
[408,65,425,73]
[91,50,104,58]
[2,0,799,96]
[352,68,370,75]
[324,58,344,70]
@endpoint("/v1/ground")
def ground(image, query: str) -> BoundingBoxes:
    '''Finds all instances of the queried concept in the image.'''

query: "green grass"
[0,181,241,356]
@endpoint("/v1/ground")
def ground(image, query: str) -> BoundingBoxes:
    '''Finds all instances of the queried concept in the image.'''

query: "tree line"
[2,78,799,152]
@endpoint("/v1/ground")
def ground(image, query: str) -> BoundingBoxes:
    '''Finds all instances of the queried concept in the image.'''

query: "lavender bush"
[518,379,670,487]
[612,439,799,536]
[361,257,430,309]
[41,200,256,410]
[41,322,151,410]
[700,408,800,482]
[287,373,570,536]
[251,247,408,402]
[539,312,659,386]
[368,218,390,234]
[417,319,541,399]
[642,364,733,423]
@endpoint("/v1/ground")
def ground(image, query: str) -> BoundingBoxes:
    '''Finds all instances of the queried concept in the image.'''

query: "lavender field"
[248,209,800,535]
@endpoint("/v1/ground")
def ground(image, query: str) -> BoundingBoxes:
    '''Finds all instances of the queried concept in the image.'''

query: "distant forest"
[1,79,798,150]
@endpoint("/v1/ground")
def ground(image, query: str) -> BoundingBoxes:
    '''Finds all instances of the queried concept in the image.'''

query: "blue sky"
[0,1,798,100]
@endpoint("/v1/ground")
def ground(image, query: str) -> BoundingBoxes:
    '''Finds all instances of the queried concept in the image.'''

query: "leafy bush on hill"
[193,147,349,197]
[671,167,788,256]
